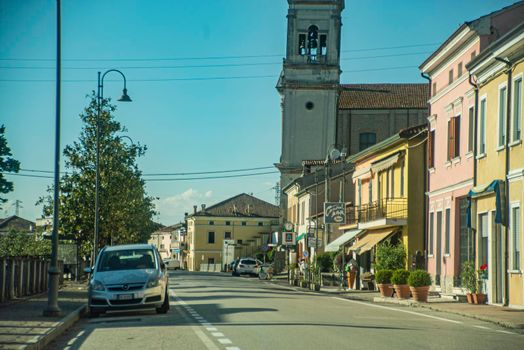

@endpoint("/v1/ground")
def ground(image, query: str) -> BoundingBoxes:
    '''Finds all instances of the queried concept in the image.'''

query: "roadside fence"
[0,257,64,303]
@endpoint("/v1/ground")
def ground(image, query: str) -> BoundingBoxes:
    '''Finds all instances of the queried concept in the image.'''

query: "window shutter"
[428,130,434,168]
[454,116,460,158]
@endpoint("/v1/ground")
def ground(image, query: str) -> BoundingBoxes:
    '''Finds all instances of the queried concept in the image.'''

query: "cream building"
[467,22,524,308]
[185,194,279,272]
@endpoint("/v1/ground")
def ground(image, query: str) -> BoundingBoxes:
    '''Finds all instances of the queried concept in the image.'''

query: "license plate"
[117,294,133,300]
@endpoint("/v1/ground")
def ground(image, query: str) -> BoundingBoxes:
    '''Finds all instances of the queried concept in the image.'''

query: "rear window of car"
[241,259,256,265]
[98,249,156,272]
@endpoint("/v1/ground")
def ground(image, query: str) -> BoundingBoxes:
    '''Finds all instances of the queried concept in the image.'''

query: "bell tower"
[276,0,344,190]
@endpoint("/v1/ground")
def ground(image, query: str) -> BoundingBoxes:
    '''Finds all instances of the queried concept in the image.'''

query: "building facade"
[420,2,524,295]
[467,23,524,308]
[185,194,279,272]
[347,125,427,274]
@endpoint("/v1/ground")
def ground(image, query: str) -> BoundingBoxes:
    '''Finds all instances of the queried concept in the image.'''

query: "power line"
[0,51,431,71]
[0,74,277,83]
[0,43,439,62]
[19,165,276,176]
[144,171,279,182]
[143,166,275,176]
[2,170,279,181]
[0,64,420,83]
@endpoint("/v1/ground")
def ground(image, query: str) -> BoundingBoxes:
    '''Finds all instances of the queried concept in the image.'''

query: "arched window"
[308,25,319,60]
[298,25,327,60]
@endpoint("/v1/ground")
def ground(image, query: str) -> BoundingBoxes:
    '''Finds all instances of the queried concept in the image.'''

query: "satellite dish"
[329,148,341,161]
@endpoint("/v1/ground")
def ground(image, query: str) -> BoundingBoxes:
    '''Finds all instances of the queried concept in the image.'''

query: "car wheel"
[156,290,170,314]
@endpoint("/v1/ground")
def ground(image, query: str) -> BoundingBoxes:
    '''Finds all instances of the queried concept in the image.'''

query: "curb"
[25,304,88,350]
[373,297,524,330]
[266,279,523,330]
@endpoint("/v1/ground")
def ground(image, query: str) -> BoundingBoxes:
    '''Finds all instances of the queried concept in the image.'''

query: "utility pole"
[324,162,330,248]
[14,200,22,216]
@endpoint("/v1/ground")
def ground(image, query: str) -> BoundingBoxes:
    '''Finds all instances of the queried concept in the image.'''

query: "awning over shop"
[325,229,363,252]
[370,152,400,174]
[348,227,398,253]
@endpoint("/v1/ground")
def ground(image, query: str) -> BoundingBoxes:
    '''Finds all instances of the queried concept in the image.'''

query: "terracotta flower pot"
[378,283,394,297]
[410,286,430,302]
[466,293,473,304]
[394,284,411,299]
[473,293,486,304]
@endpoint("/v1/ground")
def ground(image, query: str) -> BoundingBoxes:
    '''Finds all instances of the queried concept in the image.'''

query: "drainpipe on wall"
[420,72,431,271]
[467,73,479,283]
[495,57,513,307]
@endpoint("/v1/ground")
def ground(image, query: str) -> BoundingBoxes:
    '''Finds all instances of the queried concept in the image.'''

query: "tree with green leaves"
[37,94,157,256]
[0,125,21,209]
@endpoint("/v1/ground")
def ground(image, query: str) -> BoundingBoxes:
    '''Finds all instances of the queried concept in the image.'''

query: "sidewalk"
[268,273,524,330]
[374,296,524,329]
[0,282,87,350]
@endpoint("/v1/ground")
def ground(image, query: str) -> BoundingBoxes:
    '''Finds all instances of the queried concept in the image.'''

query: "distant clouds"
[156,188,214,224]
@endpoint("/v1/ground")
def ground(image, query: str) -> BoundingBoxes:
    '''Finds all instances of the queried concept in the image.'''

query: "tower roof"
[338,83,429,109]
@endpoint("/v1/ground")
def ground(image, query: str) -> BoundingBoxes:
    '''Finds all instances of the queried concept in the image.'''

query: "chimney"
[201,204,206,211]
[193,205,197,214]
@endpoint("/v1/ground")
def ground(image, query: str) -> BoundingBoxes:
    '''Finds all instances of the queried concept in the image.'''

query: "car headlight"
[146,277,160,288]
[91,280,105,291]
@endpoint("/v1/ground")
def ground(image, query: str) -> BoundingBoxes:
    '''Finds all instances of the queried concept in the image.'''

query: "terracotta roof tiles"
[338,83,429,109]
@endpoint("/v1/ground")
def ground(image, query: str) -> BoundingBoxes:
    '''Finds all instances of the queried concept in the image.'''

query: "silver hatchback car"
[86,244,169,317]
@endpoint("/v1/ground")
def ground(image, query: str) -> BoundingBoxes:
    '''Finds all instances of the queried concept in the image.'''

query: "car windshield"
[97,249,156,272]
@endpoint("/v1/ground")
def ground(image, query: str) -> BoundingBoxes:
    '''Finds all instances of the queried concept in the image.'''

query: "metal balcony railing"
[357,198,408,224]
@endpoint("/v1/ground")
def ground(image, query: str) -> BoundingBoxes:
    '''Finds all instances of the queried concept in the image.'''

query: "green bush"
[391,269,410,285]
[316,252,334,272]
[460,260,477,293]
[375,240,406,271]
[375,269,393,284]
[408,269,431,287]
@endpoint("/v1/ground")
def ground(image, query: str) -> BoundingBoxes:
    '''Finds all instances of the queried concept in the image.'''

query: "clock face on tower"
[284,222,293,231]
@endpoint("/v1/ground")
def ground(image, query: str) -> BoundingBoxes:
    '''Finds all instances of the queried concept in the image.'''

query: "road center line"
[332,297,463,324]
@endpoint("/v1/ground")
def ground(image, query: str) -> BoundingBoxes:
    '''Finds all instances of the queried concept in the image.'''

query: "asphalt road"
[48,270,524,350]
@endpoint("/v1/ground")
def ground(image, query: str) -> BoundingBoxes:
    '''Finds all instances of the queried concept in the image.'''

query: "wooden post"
[25,259,30,295]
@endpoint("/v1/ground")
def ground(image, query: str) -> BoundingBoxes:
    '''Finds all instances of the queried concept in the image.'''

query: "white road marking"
[226,347,241,350]
[496,330,517,335]
[193,327,221,350]
[206,327,218,331]
[211,332,224,337]
[332,297,463,324]
[474,325,490,330]
[218,338,233,344]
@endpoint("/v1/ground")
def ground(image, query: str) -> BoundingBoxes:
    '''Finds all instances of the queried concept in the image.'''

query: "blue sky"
[0,0,518,224]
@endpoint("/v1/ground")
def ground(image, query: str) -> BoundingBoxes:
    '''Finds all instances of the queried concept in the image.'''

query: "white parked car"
[163,257,181,270]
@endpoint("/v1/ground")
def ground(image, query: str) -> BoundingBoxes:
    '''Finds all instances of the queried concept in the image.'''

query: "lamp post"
[92,69,132,265]
[43,0,61,317]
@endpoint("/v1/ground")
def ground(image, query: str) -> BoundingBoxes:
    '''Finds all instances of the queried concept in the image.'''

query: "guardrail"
[0,257,64,303]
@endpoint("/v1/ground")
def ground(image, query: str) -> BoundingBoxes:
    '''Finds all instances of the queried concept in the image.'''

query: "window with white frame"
[498,85,507,147]
[468,106,474,153]
[511,205,521,271]
[513,77,522,142]
[479,98,487,154]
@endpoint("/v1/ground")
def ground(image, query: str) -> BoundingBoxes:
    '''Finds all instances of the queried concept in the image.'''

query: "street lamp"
[93,69,132,265]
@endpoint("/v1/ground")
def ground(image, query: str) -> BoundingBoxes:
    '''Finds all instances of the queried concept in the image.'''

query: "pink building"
[420,2,524,295]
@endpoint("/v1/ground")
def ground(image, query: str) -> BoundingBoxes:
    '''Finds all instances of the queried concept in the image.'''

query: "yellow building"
[341,125,427,272]
[467,23,524,308]
[185,194,279,272]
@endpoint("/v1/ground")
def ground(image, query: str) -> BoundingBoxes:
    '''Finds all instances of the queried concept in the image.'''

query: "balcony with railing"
[357,198,408,229]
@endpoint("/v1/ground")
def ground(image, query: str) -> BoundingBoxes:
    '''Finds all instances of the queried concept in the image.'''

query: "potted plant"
[460,261,476,304]
[375,269,394,297]
[391,269,411,299]
[473,264,488,304]
[408,269,431,302]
